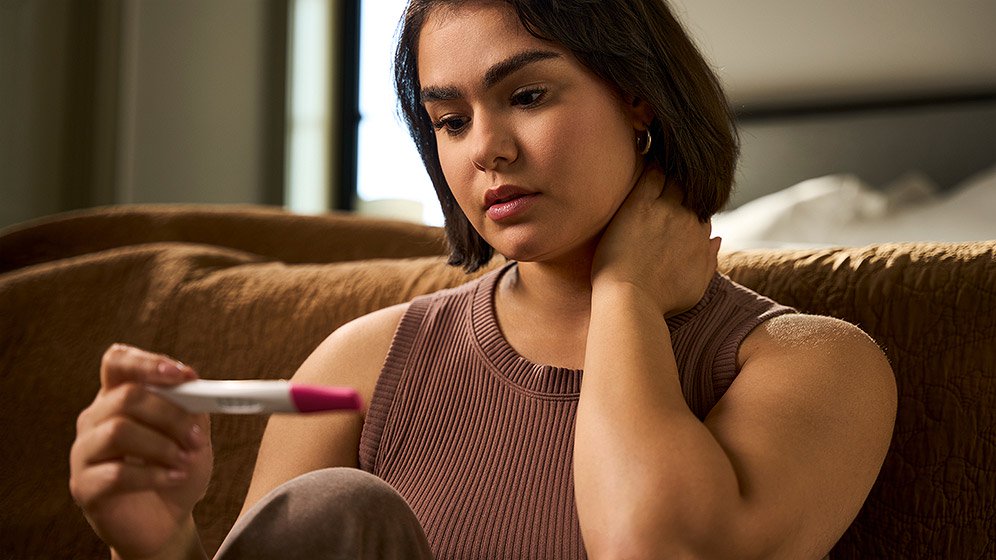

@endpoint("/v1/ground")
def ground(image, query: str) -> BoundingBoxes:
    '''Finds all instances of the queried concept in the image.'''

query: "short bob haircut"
[395,0,739,272]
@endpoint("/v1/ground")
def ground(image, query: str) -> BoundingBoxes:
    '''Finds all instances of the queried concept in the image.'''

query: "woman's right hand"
[70,344,213,559]
[591,165,719,318]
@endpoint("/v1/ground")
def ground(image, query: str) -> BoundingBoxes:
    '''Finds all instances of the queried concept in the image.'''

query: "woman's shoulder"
[335,303,413,346]
[740,313,887,362]
[737,313,896,401]
[295,268,488,388]
[728,313,897,451]
[291,303,413,393]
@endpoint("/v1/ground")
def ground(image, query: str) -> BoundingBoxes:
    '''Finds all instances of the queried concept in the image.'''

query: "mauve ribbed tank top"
[359,263,795,559]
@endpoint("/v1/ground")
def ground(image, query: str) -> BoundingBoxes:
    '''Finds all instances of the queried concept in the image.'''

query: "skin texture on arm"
[574,175,897,559]
[238,303,410,518]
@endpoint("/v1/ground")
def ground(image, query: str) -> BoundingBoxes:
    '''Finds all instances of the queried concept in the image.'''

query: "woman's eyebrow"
[421,85,461,104]
[420,49,561,104]
[482,49,560,89]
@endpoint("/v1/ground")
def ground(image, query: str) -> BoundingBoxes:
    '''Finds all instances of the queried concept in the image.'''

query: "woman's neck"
[510,260,593,315]
[493,252,597,369]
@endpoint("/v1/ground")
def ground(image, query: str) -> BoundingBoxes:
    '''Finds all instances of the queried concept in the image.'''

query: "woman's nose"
[470,115,517,172]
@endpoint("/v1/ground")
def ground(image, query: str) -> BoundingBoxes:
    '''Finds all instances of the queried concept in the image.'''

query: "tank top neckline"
[467,261,722,397]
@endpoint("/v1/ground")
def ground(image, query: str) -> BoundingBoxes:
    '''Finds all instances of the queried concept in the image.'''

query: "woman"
[69,1,897,558]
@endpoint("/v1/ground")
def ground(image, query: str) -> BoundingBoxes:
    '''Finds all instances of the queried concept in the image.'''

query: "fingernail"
[158,362,183,378]
[167,469,188,481]
[188,424,204,448]
[175,361,198,379]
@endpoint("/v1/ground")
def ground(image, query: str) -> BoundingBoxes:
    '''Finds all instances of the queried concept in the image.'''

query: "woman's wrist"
[591,276,648,304]
[110,516,207,560]
[591,275,679,317]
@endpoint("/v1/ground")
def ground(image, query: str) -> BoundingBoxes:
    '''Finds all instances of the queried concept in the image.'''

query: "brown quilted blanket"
[0,205,992,559]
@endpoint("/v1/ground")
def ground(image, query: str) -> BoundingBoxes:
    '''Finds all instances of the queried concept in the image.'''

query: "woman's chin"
[491,233,599,268]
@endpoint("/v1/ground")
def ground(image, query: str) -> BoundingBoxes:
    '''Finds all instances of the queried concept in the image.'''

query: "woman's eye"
[433,116,469,135]
[511,88,546,107]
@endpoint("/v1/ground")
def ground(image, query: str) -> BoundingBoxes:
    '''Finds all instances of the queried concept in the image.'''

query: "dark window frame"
[334,0,361,211]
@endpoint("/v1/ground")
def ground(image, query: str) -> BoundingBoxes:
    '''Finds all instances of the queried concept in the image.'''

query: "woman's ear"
[628,96,655,130]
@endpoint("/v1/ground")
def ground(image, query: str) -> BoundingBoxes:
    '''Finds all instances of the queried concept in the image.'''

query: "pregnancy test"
[147,380,362,414]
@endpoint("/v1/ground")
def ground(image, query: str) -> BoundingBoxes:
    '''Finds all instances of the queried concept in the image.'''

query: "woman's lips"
[484,185,539,222]
[486,193,539,221]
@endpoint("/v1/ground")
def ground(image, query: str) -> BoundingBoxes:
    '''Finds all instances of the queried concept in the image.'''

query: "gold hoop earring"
[637,129,653,156]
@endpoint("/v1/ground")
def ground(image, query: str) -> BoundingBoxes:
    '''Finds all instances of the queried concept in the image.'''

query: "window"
[286,0,440,224]
[356,0,442,225]
[285,0,331,214]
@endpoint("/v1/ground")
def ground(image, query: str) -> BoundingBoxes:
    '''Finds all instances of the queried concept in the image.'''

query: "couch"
[1,205,993,559]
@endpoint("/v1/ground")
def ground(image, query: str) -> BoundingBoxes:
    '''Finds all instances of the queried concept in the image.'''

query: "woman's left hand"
[591,165,720,316]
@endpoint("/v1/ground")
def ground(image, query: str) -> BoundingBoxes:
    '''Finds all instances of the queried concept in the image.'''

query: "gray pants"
[215,468,433,559]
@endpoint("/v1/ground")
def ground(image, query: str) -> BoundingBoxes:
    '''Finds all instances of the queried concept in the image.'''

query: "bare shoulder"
[731,313,897,451]
[738,313,896,400]
[703,314,897,557]
[742,312,882,351]
[291,302,413,397]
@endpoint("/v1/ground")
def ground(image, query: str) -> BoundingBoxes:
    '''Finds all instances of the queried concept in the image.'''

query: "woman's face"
[417,1,648,265]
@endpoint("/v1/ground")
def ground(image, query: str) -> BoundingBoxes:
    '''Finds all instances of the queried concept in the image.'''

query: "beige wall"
[1,1,73,227]
[671,0,996,109]
[0,0,286,229]
[119,0,269,204]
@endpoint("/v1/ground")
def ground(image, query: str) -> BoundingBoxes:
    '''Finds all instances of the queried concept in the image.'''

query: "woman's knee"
[215,468,431,559]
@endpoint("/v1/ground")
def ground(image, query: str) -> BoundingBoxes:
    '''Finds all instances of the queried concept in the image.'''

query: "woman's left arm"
[575,170,897,560]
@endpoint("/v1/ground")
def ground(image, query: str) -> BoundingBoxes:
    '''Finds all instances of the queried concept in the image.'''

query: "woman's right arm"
[69,344,213,560]
[238,302,409,516]
[69,303,409,559]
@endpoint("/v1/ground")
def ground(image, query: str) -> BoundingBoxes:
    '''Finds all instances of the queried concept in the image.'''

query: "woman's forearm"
[575,281,745,558]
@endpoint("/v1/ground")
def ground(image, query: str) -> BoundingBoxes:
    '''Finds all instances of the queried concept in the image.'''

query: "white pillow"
[714,166,996,250]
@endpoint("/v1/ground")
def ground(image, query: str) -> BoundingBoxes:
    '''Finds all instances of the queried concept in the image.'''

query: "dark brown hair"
[395,0,739,272]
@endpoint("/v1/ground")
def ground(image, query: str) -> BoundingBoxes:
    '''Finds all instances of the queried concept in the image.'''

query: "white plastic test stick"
[146,380,362,414]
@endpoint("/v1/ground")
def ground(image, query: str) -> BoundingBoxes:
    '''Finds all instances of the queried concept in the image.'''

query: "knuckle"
[117,383,145,408]
[109,385,150,420]
[100,345,133,388]
[76,406,93,434]
[102,416,131,444]
[101,344,164,387]
[69,437,85,466]
[101,343,130,368]
[71,466,117,506]
[99,463,127,490]
[68,475,86,506]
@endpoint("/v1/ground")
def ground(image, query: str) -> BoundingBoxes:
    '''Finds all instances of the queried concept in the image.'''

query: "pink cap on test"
[289,385,363,412]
